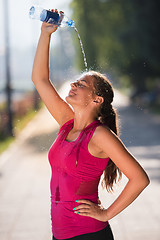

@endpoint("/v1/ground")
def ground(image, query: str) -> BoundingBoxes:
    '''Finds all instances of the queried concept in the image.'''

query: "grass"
[0,101,44,155]
[13,101,44,134]
[0,136,15,154]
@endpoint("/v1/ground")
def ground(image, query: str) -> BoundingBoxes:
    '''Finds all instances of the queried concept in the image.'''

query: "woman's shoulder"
[94,124,115,136]
[92,124,120,146]
[89,124,125,160]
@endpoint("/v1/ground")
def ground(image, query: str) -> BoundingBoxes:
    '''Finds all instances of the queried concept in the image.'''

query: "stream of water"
[74,26,88,71]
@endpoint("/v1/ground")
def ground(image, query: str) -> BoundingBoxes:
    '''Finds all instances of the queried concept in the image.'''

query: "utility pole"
[3,0,13,136]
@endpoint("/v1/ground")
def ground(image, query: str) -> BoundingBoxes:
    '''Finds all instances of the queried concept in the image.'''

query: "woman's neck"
[72,110,97,132]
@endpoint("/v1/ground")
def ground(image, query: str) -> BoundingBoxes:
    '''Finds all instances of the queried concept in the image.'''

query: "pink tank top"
[48,118,110,239]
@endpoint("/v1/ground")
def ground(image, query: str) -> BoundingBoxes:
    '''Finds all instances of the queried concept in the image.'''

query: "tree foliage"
[71,0,160,92]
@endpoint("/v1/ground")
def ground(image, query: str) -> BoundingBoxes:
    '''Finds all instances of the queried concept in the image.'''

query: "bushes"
[0,91,41,138]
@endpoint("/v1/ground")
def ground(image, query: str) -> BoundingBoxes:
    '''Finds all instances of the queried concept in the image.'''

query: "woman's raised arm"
[32,21,74,126]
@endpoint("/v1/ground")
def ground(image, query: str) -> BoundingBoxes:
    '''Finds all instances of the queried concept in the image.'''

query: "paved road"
[0,83,159,240]
[100,90,160,240]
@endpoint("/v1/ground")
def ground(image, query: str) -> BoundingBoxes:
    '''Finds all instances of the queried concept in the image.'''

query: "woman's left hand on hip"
[73,199,108,222]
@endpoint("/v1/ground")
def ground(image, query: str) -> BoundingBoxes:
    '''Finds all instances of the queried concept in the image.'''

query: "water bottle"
[29,6,75,28]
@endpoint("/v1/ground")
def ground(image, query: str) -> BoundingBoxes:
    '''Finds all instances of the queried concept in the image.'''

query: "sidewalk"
[100,91,160,240]
[0,105,59,240]
[0,85,160,240]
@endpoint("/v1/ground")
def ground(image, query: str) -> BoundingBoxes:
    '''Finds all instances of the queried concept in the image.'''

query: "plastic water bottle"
[29,6,75,28]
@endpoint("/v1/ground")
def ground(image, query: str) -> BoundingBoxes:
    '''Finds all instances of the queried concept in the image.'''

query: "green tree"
[71,0,160,94]
[71,0,100,69]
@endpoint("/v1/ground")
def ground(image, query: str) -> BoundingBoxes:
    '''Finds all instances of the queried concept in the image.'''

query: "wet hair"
[85,71,122,193]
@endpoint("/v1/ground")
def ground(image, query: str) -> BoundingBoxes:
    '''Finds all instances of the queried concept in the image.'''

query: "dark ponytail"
[87,71,122,193]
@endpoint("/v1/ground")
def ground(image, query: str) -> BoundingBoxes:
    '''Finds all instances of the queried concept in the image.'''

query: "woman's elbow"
[140,173,150,189]
[31,70,36,83]
[31,70,34,82]
[144,175,150,187]
[131,172,150,190]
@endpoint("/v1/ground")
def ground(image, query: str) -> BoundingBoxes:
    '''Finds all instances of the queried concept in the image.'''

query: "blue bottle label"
[40,10,59,24]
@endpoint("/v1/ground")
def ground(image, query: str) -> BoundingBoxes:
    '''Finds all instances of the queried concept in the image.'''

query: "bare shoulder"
[91,124,124,154]
[93,125,120,143]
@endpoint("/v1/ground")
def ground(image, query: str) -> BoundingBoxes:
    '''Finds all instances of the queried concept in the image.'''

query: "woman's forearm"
[32,32,51,82]
[105,177,150,221]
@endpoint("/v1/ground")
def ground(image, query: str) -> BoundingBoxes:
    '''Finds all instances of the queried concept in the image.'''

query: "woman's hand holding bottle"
[41,21,58,36]
[40,9,63,36]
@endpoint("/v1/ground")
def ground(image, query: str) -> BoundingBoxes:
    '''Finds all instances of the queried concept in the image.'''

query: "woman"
[32,12,150,240]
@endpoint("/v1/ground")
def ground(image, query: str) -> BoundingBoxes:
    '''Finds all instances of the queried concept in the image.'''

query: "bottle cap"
[67,19,75,27]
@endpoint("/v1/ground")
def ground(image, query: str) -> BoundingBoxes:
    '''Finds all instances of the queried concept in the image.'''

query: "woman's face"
[65,75,97,108]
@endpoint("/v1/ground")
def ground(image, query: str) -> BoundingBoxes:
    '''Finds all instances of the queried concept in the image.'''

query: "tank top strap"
[70,120,103,167]
[58,118,103,144]
[58,119,104,167]
[83,120,103,144]
[58,118,74,140]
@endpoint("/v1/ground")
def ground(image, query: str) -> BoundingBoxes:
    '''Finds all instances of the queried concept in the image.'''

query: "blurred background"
[0,0,75,147]
[71,0,160,105]
[0,0,160,145]
[0,0,160,239]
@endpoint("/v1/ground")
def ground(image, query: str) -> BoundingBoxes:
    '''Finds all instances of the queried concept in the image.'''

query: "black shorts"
[52,223,114,240]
